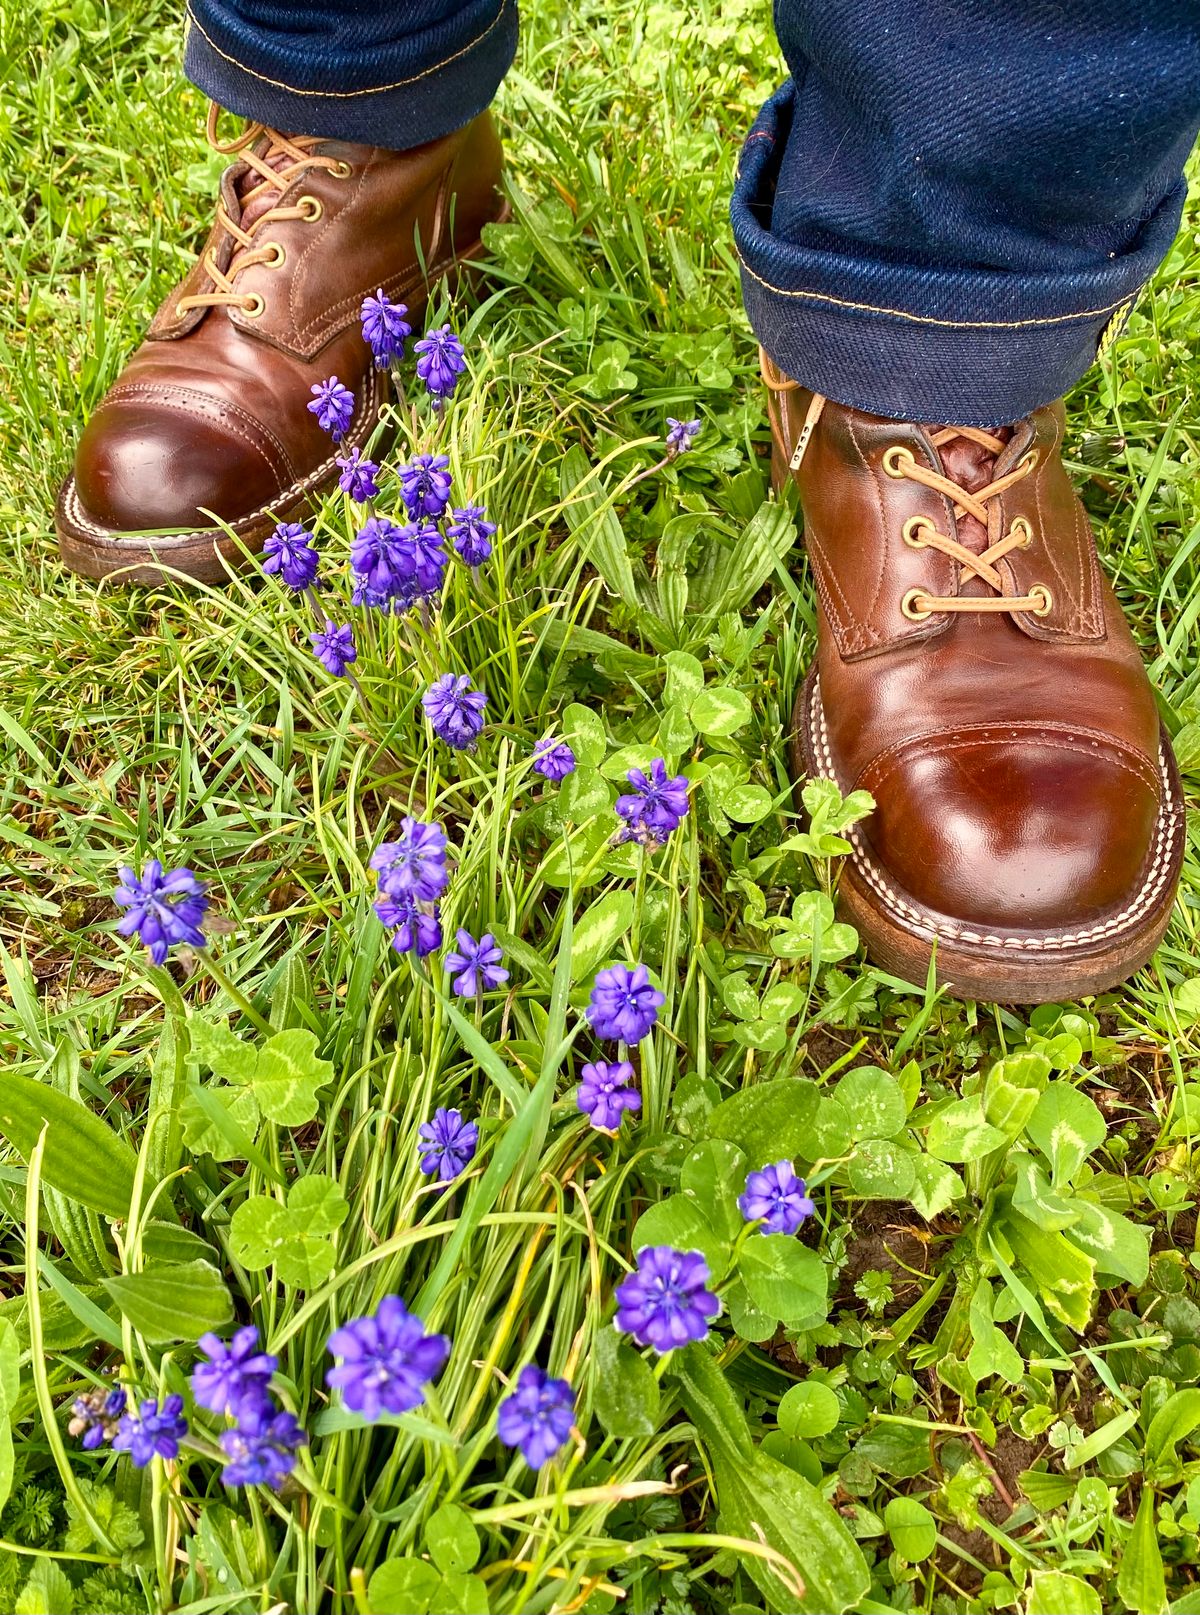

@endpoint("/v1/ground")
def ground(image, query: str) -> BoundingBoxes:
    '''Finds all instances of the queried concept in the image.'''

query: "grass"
[0,1,1199,1612]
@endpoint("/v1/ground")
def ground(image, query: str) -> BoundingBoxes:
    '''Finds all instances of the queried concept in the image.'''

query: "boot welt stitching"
[807,675,1179,953]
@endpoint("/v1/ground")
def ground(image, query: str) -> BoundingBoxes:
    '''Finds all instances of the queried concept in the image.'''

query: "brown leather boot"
[763,353,1186,1003]
[56,106,505,585]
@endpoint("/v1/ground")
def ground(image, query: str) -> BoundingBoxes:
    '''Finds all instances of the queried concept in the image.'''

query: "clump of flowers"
[444,929,507,997]
[586,964,664,1043]
[263,521,319,590]
[615,1247,720,1354]
[738,1162,815,1236]
[112,1394,188,1468]
[69,1386,126,1450]
[616,759,689,845]
[308,376,355,441]
[497,1366,576,1468]
[326,1296,449,1420]
[418,1106,479,1181]
[423,674,487,750]
[370,819,448,956]
[577,1059,641,1132]
[532,734,576,783]
[113,861,208,965]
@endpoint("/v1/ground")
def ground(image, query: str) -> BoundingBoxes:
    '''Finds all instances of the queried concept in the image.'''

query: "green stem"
[193,951,273,1036]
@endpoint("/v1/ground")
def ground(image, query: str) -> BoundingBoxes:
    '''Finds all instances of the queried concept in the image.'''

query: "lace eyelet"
[240,293,266,319]
[883,445,916,478]
[297,194,324,222]
[902,515,932,549]
[329,160,353,180]
[900,588,933,621]
[1029,583,1053,617]
[1010,516,1034,549]
[1020,448,1040,473]
[174,302,187,320]
[264,241,287,269]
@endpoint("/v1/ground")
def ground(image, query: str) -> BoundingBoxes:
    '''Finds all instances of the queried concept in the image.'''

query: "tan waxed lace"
[175,103,352,319]
[760,346,1051,622]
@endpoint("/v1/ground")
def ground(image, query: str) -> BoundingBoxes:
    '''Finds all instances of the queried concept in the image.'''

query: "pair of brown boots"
[56,111,1186,1004]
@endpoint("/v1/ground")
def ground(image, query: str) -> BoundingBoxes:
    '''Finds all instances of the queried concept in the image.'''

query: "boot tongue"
[234,138,298,232]
[932,425,1013,553]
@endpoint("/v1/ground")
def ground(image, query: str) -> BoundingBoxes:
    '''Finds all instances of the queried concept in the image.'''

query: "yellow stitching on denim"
[185,0,512,98]
[736,252,1135,331]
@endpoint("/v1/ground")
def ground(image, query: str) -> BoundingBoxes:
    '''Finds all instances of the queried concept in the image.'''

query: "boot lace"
[175,103,352,320]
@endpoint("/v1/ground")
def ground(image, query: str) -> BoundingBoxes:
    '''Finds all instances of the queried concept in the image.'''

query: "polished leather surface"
[769,376,1164,933]
[72,114,503,535]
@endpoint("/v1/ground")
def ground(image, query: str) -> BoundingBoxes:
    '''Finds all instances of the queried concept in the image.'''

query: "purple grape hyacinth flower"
[532,734,576,783]
[191,1326,278,1415]
[418,1106,479,1181]
[220,1397,307,1489]
[350,515,413,598]
[586,963,664,1043]
[446,506,496,566]
[423,674,487,750]
[665,417,701,457]
[374,893,442,957]
[738,1161,816,1236]
[444,929,508,997]
[70,1387,127,1450]
[497,1366,576,1468]
[415,325,466,404]
[308,376,355,440]
[262,521,318,590]
[310,621,357,678]
[577,1059,641,1132]
[399,454,453,520]
[336,448,380,503]
[112,1394,188,1467]
[409,521,448,598]
[326,1296,450,1421]
[370,818,449,903]
[616,759,690,845]
[360,289,411,367]
[113,861,208,965]
[614,1247,720,1354]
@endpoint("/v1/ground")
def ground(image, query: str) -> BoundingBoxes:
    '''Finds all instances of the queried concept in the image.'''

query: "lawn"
[1,1,1200,1612]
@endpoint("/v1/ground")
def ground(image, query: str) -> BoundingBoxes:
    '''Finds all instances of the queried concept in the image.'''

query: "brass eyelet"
[1020,448,1040,473]
[240,293,266,319]
[1029,583,1054,617]
[328,159,353,180]
[264,241,287,269]
[297,194,323,222]
[883,445,916,478]
[902,515,932,549]
[1010,516,1034,549]
[900,588,933,621]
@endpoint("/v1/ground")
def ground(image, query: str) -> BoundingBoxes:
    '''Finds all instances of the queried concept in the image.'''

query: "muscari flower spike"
[308,376,355,440]
[614,1246,720,1355]
[191,1326,278,1416]
[399,453,453,520]
[69,1386,127,1450]
[220,1397,307,1489]
[532,734,576,783]
[326,1295,450,1421]
[414,325,466,405]
[586,963,664,1044]
[577,1059,641,1132]
[374,892,442,957]
[665,417,701,457]
[738,1161,816,1236]
[423,673,487,750]
[370,818,449,904]
[112,1393,188,1468]
[350,515,414,599]
[444,929,508,997]
[310,621,357,678]
[497,1365,576,1468]
[262,521,318,590]
[446,505,496,567]
[336,448,380,503]
[113,860,208,966]
[360,289,411,367]
[615,759,690,845]
[418,1106,479,1182]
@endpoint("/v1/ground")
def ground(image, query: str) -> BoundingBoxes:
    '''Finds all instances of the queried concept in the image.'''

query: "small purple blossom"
[497,1366,576,1468]
[614,1247,720,1354]
[336,449,380,503]
[262,521,318,590]
[423,674,487,750]
[326,1296,450,1421]
[220,1397,307,1489]
[414,325,467,405]
[418,1106,479,1182]
[360,290,411,367]
[350,515,413,598]
[113,860,208,965]
[69,1387,126,1450]
[399,454,453,520]
[444,929,508,997]
[586,963,664,1043]
[191,1327,278,1416]
[112,1394,188,1467]
[307,376,355,441]
[310,620,357,678]
[616,760,690,845]
[370,818,449,903]
[409,521,447,598]
[532,735,576,782]
[446,506,496,566]
[738,1161,815,1236]
[577,1060,641,1132]
[666,417,701,457]
[374,893,442,957]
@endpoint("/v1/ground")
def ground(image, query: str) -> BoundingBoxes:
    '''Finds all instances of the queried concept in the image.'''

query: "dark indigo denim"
[186,0,1200,424]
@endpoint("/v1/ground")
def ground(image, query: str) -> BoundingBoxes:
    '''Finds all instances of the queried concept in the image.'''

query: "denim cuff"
[184,0,517,150]
[731,81,1186,426]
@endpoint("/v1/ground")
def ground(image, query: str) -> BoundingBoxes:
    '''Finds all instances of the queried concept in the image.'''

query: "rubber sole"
[790,667,1186,1003]
[55,210,506,587]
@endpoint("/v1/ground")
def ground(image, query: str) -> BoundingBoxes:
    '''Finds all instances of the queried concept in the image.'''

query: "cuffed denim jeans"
[185,0,1200,425]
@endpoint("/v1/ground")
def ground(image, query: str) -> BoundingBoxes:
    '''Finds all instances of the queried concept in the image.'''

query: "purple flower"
[370,819,449,903]
[336,449,380,503]
[586,963,664,1043]
[360,290,411,367]
[310,621,357,678]
[614,1247,720,1355]
[326,1296,450,1421]
[577,1060,641,1132]
[113,860,208,965]
[738,1161,815,1236]
[220,1397,307,1489]
[69,1386,127,1450]
[497,1366,576,1468]
[262,521,318,590]
[112,1394,188,1467]
[409,522,447,598]
[415,325,467,405]
[350,515,414,598]
[446,506,496,566]
[418,1107,479,1182]
[444,929,508,997]
[666,417,701,457]
[532,735,576,782]
[307,376,355,441]
[423,674,487,750]
[191,1327,278,1415]
[399,454,452,520]
[374,893,442,957]
[616,759,690,845]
